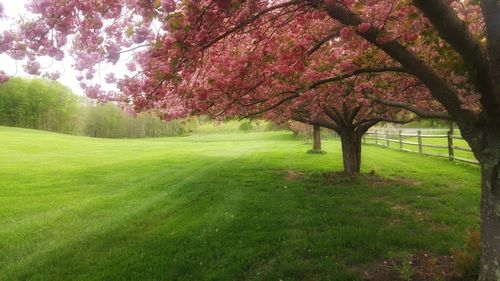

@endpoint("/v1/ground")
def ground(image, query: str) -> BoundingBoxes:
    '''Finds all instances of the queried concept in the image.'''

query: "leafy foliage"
[238,121,253,132]
[0,77,80,133]
[0,77,196,138]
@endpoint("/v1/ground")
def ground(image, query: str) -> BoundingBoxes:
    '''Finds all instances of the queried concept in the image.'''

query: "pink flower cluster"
[0,0,483,121]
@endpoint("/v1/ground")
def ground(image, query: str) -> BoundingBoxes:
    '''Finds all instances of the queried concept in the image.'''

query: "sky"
[0,0,130,95]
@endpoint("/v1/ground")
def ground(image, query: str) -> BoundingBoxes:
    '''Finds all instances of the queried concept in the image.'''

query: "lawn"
[0,126,480,280]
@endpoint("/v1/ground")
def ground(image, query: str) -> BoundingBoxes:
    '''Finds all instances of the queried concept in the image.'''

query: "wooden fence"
[360,128,478,165]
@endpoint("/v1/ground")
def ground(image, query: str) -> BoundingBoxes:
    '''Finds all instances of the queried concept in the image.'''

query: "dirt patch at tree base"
[361,252,461,281]
[322,171,421,187]
[364,171,421,187]
[323,171,357,184]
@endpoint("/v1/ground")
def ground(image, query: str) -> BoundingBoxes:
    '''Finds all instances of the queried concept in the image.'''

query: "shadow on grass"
[1,151,481,281]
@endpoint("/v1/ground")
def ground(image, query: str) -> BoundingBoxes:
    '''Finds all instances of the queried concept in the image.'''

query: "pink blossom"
[126,61,137,72]
[84,84,102,99]
[106,44,120,64]
[324,0,335,6]
[24,61,41,75]
[132,27,150,44]
[161,0,176,13]
[43,71,61,80]
[85,71,94,80]
[340,27,354,39]
[403,33,418,42]
[105,73,116,83]
[357,23,371,33]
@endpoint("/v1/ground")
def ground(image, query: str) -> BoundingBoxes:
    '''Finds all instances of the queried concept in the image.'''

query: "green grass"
[0,126,480,280]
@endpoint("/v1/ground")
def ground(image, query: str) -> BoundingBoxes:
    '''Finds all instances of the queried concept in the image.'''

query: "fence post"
[399,130,403,150]
[386,131,390,147]
[363,133,366,144]
[418,130,423,154]
[375,130,378,145]
[447,128,454,161]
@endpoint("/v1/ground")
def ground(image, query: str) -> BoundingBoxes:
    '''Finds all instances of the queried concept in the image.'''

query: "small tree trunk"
[340,129,362,177]
[478,155,500,281]
[312,125,321,150]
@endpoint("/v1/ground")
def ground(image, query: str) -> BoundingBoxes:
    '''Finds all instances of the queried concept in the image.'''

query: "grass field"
[0,126,481,280]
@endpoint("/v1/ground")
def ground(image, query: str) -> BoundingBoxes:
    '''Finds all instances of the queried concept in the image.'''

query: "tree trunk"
[477,147,500,281]
[340,129,362,177]
[312,125,321,150]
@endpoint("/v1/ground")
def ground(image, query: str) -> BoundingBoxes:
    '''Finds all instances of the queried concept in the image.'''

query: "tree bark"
[339,129,362,177]
[477,133,500,281]
[312,124,321,150]
[320,3,500,278]
[479,163,500,281]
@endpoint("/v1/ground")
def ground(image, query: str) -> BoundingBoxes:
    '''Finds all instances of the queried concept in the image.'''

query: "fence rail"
[359,128,478,165]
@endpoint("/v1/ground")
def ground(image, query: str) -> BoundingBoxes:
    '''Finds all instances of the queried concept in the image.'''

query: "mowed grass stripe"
[1,127,260,276]
[0,126,480,280]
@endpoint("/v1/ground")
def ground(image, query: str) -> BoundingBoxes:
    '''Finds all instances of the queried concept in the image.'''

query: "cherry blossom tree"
[0,1,498,279]
[129,5,441,176]
[253,70,440,175]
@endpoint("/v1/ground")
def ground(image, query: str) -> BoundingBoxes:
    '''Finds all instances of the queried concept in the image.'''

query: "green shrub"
[239,122,253,132]
[265,121,287,131]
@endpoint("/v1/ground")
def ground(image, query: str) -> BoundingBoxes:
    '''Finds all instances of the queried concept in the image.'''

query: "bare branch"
[355,116,416,135]
[324,107,347,127]
[242,91,299,118]
[307,30,339,56]
[347,105,362,124]
[368,117,416,124]
[292,116,340,131]
[308,67,409,90]
[370,96,452,120]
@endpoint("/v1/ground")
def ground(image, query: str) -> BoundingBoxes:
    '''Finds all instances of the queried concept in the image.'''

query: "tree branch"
[368,117,417,124]
[355,116,416,135]
[412,0,499,120]
[370,96,452,120]
[480,0,500,118]
[346,105,362,124]
[307,30,339,56]
[324,107,347,127]
[242,91,299,118]
[292,116,340,131]
[308,67,409,90]
[323,2,478,129]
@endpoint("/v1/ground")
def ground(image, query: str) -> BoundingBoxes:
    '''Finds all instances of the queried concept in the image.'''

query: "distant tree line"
[0,77,197,138]
[0,77,80,133]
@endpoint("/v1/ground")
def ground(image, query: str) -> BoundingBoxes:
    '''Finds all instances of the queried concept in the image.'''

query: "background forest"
[0,77,200,138]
